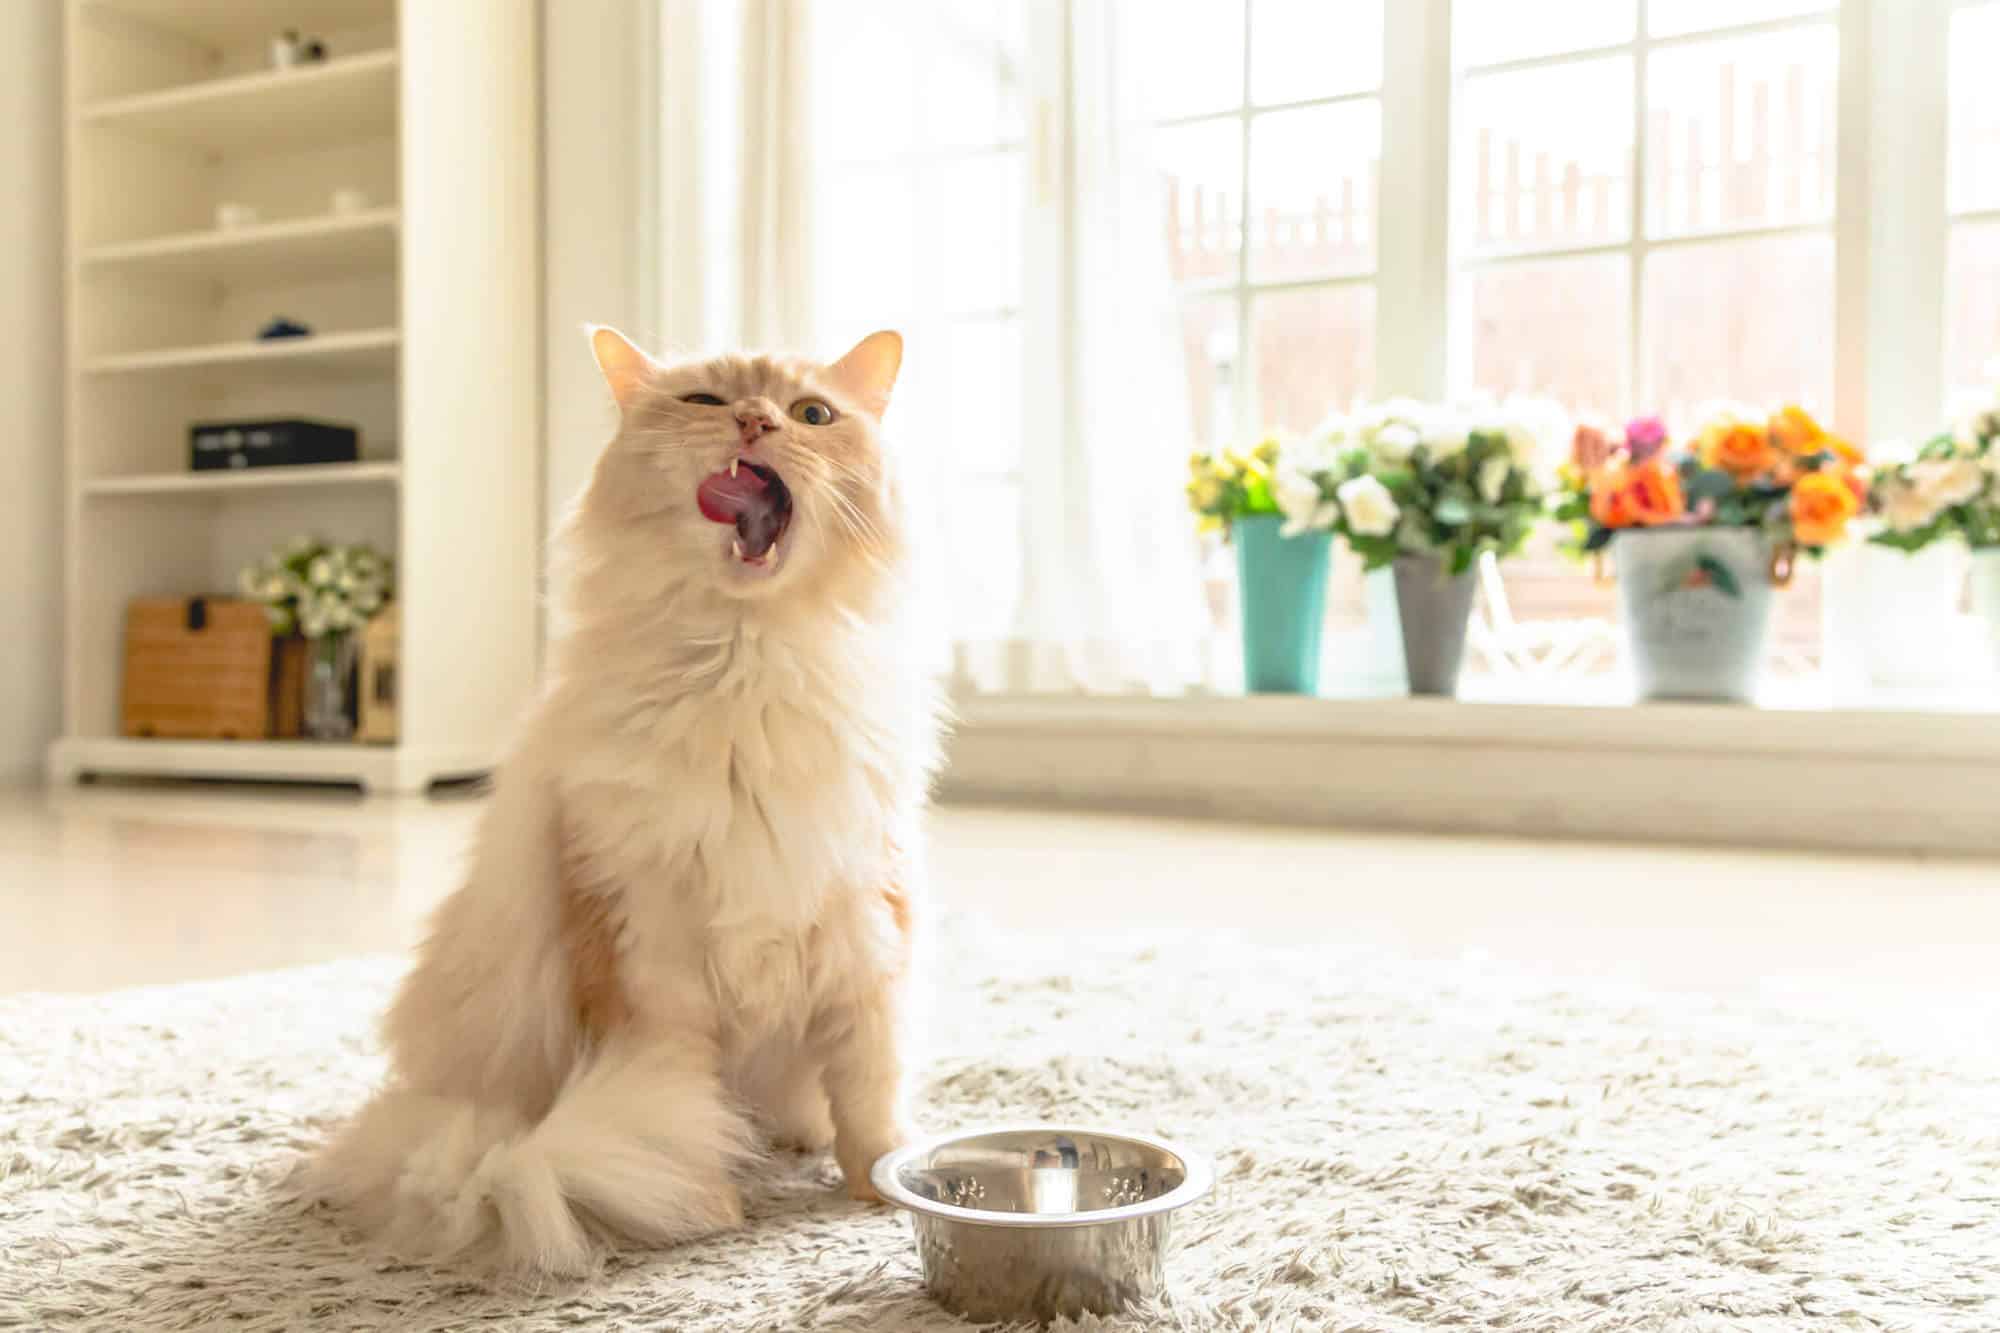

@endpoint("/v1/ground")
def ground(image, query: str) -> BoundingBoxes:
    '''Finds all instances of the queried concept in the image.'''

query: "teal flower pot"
[1233,515,1332,694]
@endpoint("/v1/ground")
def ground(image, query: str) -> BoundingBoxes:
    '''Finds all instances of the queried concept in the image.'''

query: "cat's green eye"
[789,398,837,427]
[681,393,725,407]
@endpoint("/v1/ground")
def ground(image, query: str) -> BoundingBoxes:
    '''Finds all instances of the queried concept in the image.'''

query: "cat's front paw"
[835,1128,910,1203]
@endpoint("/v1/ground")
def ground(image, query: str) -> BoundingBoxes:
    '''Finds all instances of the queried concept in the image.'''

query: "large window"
[665,0,1998,704]
[1949,0,2000,397]
[1140,0,1384,448]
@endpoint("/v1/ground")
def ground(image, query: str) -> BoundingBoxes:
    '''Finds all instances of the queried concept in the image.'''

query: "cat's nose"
[735,405,778,446]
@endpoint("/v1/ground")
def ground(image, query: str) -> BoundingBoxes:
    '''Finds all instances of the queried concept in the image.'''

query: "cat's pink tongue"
[697,465,787,559]
[696,467,769,526]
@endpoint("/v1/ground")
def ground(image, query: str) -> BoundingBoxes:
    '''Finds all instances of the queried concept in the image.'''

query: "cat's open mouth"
[696,459,794,567]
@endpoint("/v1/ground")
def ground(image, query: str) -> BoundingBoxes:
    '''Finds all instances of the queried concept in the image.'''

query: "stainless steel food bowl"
[871,1125,1214,1324]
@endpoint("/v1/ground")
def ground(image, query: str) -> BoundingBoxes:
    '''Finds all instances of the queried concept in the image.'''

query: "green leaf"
[1433,495,1473,527]
[1696,553,1741,599]
[1684,468,1736,503]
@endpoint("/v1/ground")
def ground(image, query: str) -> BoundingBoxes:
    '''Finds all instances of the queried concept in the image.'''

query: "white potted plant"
[1866,379,2000,673]
[239,536,394,740]
[1274,397,1557,697]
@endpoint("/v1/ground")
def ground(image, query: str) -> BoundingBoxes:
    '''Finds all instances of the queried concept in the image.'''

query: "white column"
[1377,0,1453,401]
[1839,0,1952,444]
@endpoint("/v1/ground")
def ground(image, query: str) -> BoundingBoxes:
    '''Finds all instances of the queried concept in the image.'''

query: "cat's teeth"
[729,457,739,478]
[767,542,781,569]
[732,538,746,560]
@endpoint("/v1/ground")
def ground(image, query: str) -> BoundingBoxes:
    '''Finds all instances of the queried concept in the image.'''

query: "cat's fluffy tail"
[312,1038,756,1275]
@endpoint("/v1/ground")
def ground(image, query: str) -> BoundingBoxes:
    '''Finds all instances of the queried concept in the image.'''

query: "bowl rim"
[869,1123,1216,1230]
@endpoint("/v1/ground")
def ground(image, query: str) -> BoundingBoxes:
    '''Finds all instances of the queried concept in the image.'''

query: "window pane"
[1642,233,1833,425]
[818,167,919,327]
[936,317,1024,475]
[1645,26,1837,238]
[1248,101,1380,281]
[1158,120,1244,285]
[919,1,1027,151]
[943,479,1022,641]
[1950,2,2000,215]
[1133,0,1245,120]
[1467,254,1629,416]
[1178,296,1239,449]
[1454,0,1635,69]
[1461,58,1634,254]
[1947,221,2000,398]
[1251,0,1382,104]
[917,151,1025,314]
[1252,284,1376,434]
[813,0,922,160]
[1649,0,1834,38]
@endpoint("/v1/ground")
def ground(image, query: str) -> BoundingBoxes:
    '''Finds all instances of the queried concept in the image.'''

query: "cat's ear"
[588,325,655,411]
[826,330,903,418]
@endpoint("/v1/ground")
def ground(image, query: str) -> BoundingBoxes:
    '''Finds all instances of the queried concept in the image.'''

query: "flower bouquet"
[238,536,394,739]
[1867,379,2000,670]
[1273,397,1562,695]
[1553,405,1863,701]
[1187,439,1332,693]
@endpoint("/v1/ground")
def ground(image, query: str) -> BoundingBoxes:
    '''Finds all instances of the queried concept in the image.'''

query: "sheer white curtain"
[656,0,1205,694]
[736,0,815,348]
[995,0,1206,694]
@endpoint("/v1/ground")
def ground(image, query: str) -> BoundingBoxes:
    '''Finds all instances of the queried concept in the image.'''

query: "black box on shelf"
[189,419,360,471]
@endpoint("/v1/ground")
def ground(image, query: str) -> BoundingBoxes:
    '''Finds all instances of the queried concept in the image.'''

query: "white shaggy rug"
[3,918,1997,1332]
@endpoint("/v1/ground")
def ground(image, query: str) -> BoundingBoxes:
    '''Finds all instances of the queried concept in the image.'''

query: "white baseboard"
[939,694,2000,857]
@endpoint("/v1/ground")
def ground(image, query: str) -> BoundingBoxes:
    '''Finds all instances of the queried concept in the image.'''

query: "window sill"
[939,690,2000,857]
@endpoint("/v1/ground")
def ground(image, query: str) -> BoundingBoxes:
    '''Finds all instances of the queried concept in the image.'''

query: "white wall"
[0,1,63,782]
[541,0,653,545]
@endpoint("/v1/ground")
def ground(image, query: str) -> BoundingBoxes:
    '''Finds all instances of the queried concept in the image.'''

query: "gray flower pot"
[1390,555,1478,697]
[1613,527,1779,704]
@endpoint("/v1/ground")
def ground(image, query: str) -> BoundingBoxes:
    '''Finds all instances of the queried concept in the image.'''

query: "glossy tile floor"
[3,783,1997,1021]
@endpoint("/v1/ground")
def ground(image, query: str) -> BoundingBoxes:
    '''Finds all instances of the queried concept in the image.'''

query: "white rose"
[1914,457,1986,509]
[308,556,335,588]
[1478,455,1512,504]
[1424,410,1471,460]
[1370,421,1420,465]
[1336,474,1401,538]
[1881,480,1940,533]
[1274,468,1327,538]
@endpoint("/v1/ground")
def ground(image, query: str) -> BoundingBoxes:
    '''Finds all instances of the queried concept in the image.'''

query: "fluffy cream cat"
[311,328,941,1274]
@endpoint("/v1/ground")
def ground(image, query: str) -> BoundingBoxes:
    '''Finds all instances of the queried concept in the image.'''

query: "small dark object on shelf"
[271,30,329,68]
[190,418,359,471]
[258,316,312,340]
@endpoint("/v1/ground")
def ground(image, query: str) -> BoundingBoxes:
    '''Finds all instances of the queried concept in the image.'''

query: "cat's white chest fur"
[551,627,911,1041]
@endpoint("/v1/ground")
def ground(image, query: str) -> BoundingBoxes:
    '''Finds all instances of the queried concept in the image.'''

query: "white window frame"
[1152,3,1393,442]
[1943,0,2000,396]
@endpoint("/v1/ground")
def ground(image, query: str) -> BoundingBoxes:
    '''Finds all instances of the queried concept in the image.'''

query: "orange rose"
[1700,420,1777,481]
[1790,470,1859,547]
[1590,468,1637,528]
[1624,459,1686,525]
[1825,434,1865,467]
[1591,459,1685,528]
[1770,405,1828,456]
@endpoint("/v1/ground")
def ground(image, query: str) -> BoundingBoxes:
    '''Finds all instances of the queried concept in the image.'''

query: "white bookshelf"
[50,0,540,794]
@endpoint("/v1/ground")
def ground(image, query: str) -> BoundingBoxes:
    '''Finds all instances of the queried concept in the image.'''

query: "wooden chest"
[120,598,275,740]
